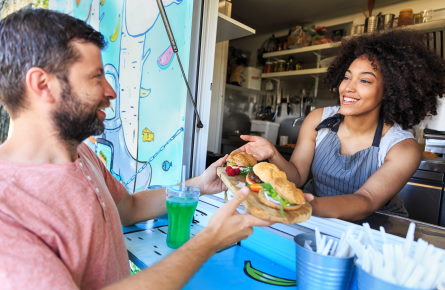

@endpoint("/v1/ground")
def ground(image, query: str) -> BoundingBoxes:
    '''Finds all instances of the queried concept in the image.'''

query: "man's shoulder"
[77,142,102,166]
[0,166,18,193]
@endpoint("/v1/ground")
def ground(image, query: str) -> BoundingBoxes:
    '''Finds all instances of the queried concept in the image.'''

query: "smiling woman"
[326,30,444,130]
[236,29,445,221]
[337,55,384,119]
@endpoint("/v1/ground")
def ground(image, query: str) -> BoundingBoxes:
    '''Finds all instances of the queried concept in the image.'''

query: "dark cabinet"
[398,160,445,226]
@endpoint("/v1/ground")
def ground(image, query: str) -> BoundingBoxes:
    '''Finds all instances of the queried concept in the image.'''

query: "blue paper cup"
[294,233,354,290]
[355,263,425,290]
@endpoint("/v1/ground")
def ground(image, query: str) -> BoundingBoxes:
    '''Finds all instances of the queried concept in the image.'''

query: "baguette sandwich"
[225,151,257,176]
[244,162,311,223]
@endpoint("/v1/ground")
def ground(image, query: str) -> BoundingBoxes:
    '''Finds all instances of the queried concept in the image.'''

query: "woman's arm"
[310,138,421,221]
[281,108,322,186]
[238,108,323,186]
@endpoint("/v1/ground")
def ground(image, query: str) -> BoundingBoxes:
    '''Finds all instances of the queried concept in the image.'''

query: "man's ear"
[25,67,58,105]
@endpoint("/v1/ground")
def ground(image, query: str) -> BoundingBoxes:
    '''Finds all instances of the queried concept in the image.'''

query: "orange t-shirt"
[0,143,129,289]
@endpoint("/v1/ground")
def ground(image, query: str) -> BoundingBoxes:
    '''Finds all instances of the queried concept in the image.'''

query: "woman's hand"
[187,155,228,195]
[237,135,277,161]
[304,193,314,202]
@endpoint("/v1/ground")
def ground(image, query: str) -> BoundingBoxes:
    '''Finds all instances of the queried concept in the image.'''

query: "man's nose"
[103,78,117,100]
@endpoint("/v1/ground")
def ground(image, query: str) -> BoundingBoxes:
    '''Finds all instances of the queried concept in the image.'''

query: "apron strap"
[315,113,344,132]
[372,116,384,147]
[316,113,384,147]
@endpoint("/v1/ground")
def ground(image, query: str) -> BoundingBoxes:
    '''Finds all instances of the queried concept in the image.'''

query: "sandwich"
[225,151,257,176]
[244,162,311,223]
[217,160,311,224]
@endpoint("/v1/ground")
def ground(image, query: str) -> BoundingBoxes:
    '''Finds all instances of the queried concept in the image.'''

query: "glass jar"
[295,62,303,70]
[398,8,413,26]
[276,59,286,72]
[272,60,278,72]
[263,61,273,73]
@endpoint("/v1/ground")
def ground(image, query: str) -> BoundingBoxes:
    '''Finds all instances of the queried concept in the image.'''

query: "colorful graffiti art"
[1,0,191,192]
[47,0,194,192]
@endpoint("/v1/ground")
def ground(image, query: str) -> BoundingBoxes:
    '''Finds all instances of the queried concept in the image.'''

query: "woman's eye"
[343,75,350,80]
[360,79,371,84]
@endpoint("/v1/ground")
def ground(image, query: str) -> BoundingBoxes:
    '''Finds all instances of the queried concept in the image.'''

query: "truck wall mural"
[1,0,194,192]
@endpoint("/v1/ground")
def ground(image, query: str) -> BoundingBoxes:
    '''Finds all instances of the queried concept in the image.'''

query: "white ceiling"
[231,0,407,34]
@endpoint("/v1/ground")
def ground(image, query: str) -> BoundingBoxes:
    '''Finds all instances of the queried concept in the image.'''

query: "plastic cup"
[166,185,200,249]
[294,233,354,290]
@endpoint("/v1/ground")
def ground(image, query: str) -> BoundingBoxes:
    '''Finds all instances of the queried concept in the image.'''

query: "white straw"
[315,227,322,253]
[404,222,416,254]
[304,240,313,251]
[322,238,334,256]
[181,164,186,192]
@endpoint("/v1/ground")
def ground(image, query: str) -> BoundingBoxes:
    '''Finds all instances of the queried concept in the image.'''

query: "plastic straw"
[181,165,186,195]
[315,227,322,253]
[304,240,313,251]
[346,222,445,289]
[321,238,334,256]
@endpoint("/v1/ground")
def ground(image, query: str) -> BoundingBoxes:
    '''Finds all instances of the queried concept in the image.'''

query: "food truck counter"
[123,195,445,289]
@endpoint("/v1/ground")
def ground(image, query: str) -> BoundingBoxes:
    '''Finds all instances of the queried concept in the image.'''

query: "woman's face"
[338,55,384,117]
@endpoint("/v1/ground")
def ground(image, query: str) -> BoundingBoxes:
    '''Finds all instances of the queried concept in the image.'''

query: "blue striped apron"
[305,114,407,216]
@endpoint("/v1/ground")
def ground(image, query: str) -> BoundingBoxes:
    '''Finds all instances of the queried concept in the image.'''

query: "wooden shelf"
[262,18,445,59]
[261,67,327,79]
[225,83,267,95]
[216,13,255,42]
[399,18,445,33]
[263,42,341,59]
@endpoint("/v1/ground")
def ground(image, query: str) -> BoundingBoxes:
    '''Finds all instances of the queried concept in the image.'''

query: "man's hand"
[187,155,228,195]
[237,135,277,162]
[199,187,272,251]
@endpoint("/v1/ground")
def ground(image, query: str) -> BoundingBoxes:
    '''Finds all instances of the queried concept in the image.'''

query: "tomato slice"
[248,183,262,192]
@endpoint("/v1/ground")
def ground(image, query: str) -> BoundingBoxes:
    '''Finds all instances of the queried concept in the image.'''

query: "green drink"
[166,185,200,249]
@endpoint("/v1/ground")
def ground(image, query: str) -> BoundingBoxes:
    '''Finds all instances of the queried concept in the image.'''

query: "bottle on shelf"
[286,56,295,71]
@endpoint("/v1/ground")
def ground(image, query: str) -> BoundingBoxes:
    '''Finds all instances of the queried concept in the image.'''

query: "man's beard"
[52,80,105,143]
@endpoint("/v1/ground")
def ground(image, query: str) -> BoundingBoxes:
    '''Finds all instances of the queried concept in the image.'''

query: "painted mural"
[1,0,194,192]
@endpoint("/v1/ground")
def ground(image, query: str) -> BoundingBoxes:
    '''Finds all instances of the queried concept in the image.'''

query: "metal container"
[383,13,395,30]
[356,263,421,290]
[353,24,365,35]
[365,16,378,33]
[294,233,354,290]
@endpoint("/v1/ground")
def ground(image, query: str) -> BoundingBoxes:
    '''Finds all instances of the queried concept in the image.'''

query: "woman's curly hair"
[325,30,445,129]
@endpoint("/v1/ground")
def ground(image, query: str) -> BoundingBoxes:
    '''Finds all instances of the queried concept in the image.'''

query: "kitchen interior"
[207,0,445,227]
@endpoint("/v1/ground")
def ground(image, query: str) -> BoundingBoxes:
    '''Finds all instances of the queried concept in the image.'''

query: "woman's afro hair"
[325,29,445,129]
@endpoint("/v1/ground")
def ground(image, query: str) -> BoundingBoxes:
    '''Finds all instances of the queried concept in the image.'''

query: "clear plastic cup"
[166,185,200,249]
